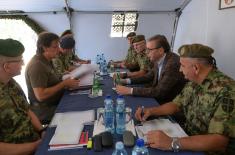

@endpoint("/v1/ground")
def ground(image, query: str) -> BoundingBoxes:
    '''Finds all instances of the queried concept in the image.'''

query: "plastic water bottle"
[101,53,105,62]
[104,95,115,134]
[112,141,128,155]
[132,139,149,155]
[96,54,100,64]
[116,95,126,134]
[92,71,100,96]
[102,60,108,75]
[98,56,102,71]
[99,61,104,75]
[115,71,121,85]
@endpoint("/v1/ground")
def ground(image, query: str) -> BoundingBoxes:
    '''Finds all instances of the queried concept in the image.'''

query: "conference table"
[35,75,204,155]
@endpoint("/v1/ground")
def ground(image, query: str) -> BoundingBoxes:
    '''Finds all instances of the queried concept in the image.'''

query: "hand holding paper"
[62,78,80,90]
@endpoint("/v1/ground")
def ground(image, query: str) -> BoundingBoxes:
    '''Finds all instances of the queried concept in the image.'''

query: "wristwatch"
[39,126,48,137]
[171,137,181,152]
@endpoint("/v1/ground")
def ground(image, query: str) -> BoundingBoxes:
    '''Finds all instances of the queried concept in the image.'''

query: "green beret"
[126,32,136,38]
[132,35,145,43]
[0,39,24,57]
[178,44,214,58]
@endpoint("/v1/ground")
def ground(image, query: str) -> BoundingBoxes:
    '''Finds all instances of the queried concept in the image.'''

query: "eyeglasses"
[146,47,161,52]
[6,59,24,64]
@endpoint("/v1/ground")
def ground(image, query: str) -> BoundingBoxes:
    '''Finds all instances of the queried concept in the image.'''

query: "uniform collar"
[199,69,220,88]
[0,79,15,92]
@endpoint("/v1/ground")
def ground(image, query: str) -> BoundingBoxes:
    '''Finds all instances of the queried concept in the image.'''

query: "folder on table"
[49,131,89,150]
[48,110,95,151]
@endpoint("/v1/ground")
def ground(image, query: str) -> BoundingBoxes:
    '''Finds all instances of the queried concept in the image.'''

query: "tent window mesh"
[111,12,138,37]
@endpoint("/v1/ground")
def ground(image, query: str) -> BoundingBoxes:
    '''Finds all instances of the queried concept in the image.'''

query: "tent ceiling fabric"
[0,0,187,12]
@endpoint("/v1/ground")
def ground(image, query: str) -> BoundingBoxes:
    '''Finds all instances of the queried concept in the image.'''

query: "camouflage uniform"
[124,47,139,71]
[0,79,40,143]
[136,50,152,71]
[52,52,73,76]
[173,69,235,155]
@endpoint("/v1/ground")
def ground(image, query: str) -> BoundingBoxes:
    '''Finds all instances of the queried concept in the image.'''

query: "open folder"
[135,118,188,141]
[49,131,89,150]
[49,110,95,150]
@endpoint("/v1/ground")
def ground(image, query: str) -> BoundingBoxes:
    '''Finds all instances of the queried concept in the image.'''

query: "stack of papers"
[109,71,126,78]
[49,110,95,150]
[79,74,93,87]
[62,64,98,80]
[135,119,188,142]
[49,131,89,150]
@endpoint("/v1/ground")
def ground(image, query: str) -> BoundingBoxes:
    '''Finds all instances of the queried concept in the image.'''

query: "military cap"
[132,35,145,43]
[126,32,136,38]
[60,36,75,49]
[178,44,214,58]
[0,39,24,57]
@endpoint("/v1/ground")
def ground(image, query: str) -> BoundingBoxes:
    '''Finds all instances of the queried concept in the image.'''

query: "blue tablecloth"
[35,76,204,155]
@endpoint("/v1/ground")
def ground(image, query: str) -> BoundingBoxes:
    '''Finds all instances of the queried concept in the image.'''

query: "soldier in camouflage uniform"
[0,39,44,154]
[112,32,140,72]
[60,29,91,64]
[52,36,76,77]
[124,45,140,71]
[135,44,235,155]
[114,35,151,80]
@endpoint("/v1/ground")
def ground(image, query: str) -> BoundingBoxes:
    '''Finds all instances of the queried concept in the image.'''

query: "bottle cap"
[136,139,144,147]
[105,94,111,99]
[117,95,124,99]
[115,141,124,150]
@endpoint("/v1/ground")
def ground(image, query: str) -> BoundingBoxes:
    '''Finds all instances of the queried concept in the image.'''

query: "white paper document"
[49,110,95,146]
[109,72,114,78]
[62,64,99,80]
[109,71,127,78]
[49,110,95,127]
[79,73,93,87]
[50,121,83,145]
[136,119,188,140]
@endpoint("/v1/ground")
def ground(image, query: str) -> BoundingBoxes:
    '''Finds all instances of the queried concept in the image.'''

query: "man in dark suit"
[116,34,186,103]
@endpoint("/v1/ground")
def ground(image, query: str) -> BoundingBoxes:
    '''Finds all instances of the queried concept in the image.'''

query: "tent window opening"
[0,18,37,101]
[111,12,138,37]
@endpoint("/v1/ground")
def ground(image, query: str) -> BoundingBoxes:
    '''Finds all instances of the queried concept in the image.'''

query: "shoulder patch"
[221,97,234,113]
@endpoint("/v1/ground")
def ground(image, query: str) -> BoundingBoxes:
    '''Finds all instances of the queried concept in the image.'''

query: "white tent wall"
[28,12,175,62]
[174,0,235,79]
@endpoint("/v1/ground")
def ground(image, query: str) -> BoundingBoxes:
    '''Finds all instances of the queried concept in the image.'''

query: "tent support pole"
[64,0,72,30]
[170,0,192,51]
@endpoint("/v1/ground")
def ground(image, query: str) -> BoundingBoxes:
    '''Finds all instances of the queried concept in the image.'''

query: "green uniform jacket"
[136,50,152,72]
[173,69,235,155]
[124,47,139,71]
[52,52,73,76]
[0,79,40,143]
